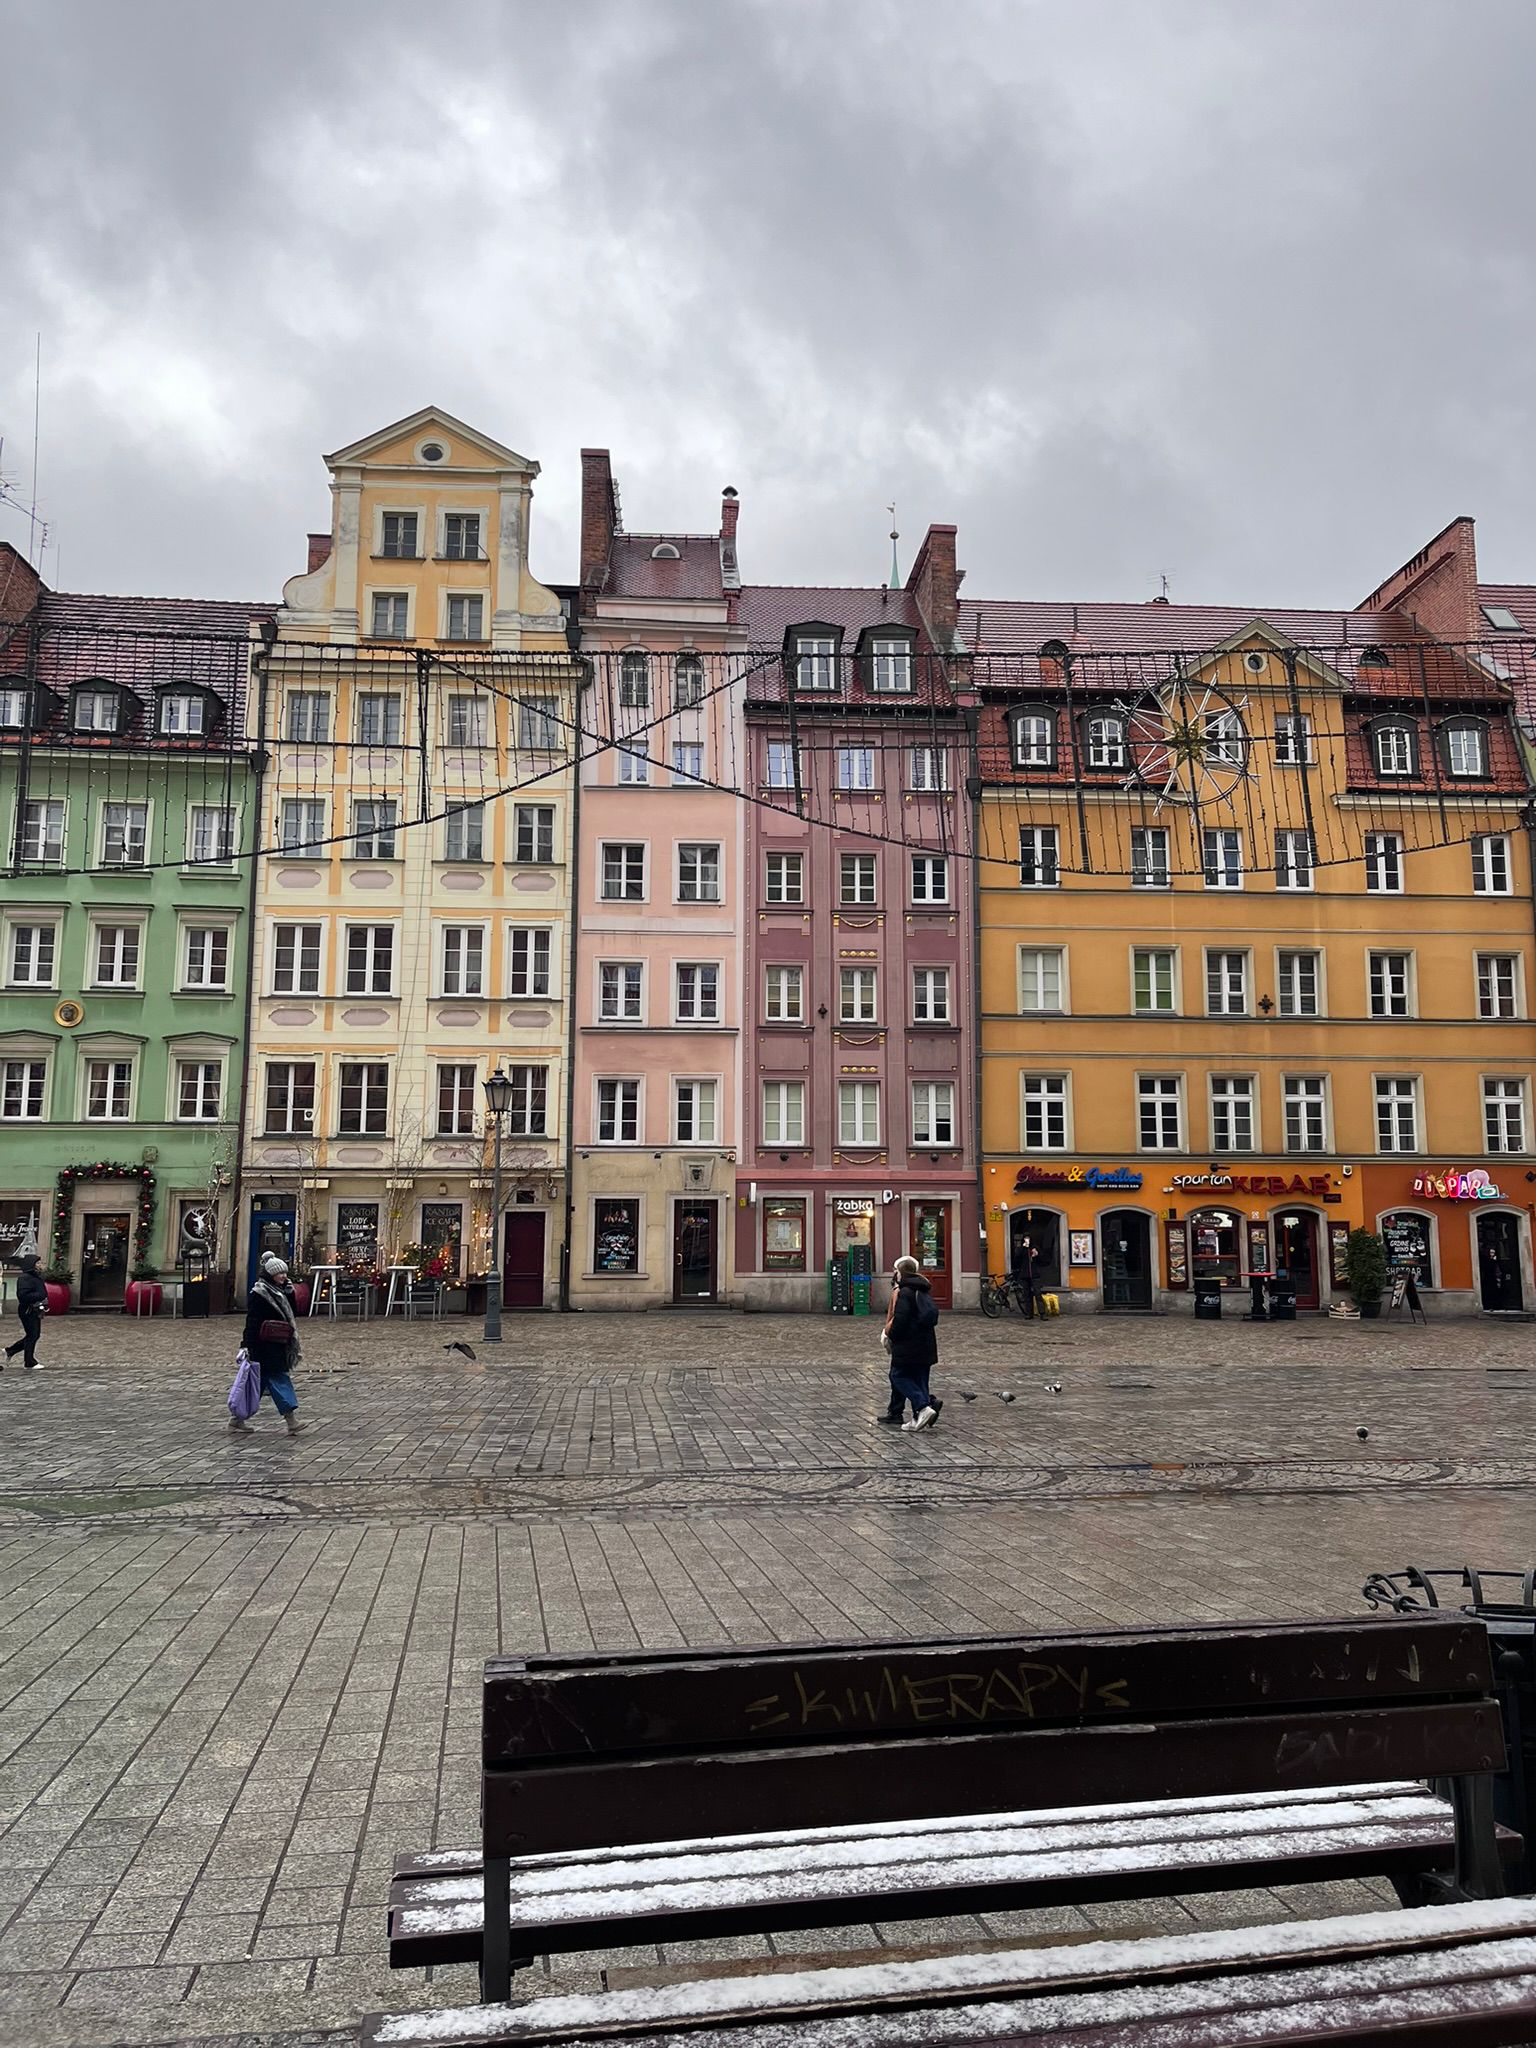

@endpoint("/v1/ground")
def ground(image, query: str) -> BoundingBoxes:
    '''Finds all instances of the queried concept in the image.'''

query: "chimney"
[0,542,46,626]
[906,523,960,650]
[720,486,739,543]
[580,448,617,591]
[307,532,333,575]
[1356,516,1479,643]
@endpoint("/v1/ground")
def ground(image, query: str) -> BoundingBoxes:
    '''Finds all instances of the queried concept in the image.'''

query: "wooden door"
[1276,1210,1321,1309]
[1478,1213,1524,1311]
[502,1212,546,1309]
[909,1202,952,1308]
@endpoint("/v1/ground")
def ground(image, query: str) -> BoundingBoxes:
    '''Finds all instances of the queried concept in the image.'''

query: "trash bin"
[1266,1275,1297,1321]
[1193,1282,1222,1320]
[1363,1565,1536,1895]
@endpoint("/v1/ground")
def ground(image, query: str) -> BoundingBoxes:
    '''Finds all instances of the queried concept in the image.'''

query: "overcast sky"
[3,0,1534,613]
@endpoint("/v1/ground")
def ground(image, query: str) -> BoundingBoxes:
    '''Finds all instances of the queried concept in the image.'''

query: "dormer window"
[619,651,650,708]
[381,512,419,559]
[868,638,913,693]
[159,693,206,737]
[1082,712,1126,769]
[1039,639,1070,665]
[794,633,837,691]
[1440,718,1489,779]
[650,542,681,560]
[1012,708,1057,770]
[73,686,121,734]
[0,688,28,728]
[1371,718,1418,778]
[1358,646,1391,670]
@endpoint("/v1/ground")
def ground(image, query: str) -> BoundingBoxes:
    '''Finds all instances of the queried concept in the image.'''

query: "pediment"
[326,407,538,476]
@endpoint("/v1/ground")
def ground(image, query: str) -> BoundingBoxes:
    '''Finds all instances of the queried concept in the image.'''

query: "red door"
[502,1212,546,1309]
[1275,1210,1320,1310]
[910,1202,953,1308]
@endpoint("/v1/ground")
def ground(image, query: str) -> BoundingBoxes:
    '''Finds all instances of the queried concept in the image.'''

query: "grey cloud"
[3,0,1535,609]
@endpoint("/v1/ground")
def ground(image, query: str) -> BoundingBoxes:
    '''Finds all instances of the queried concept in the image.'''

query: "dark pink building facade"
[733,529,979,1308]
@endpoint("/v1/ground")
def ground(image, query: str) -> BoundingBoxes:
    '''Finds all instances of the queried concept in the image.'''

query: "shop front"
[984,1161,1361,1312]
[1362,1164,1534,1315]
[735,1175,977,1312]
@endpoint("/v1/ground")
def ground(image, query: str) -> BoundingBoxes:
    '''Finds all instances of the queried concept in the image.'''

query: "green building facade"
[0,553,271,1304]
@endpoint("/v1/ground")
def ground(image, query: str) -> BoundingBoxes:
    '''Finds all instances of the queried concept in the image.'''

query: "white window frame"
[1368,950,1414,1019]
[596,1076,641,1145]
[513,803,556,864]
[174,1058,225,1124]
[908,746,947,791]
[1274,828,1314,892]
[439,924,486,998]
[379,508,421,560]
[794,634,837,692]
[673,1077,719,1144]
[436,1061,479,1137]
[367,591,410,641]
[1472,834,1512,896]
[766,851,804,905]
[672,741,704,783]
[911,1079,955,1148]
[1204,949,1248,1017]
[90,919,145,990]
[1373,722,1417,777]
[838,966,877,1024]
[1130,826,1170,889]
[677,841,722,903]
[672,655,705,710]
[71,686,117,734]
[278,797,326,855]
[762,1079,805,1146]
[910,853,949,904]
[98,800,150,869]
[0,1055,49,1121]
[1274,713,1313,765]
[517,696,561,751]
[869,638,913,693]
[1201,827,1243,890]
[1018,946,1065,1015]
[617,741,651,785]
[1476,953,1522,1020]
[764,741,802,790]
[180,920,233,993]
[599,841,647,902]
[444,803,486,863]
[1012,713,1056,769]
[1283,1074,1330,1154]
[262,1060,317,1136]
[674,961,721,1024]
[1084,714,1126,770]
[507,926,553,998]
[1442,722,1487,778]
[1133,948,1178,1016]
[839,853,877,905]
[1021,1073,1070,1152]
[1019,826,1060,888]
[285,690,331,743]
[1137,1074,1184,1152]
[837,1079,880,1146]
[81,1053,137,1122]
[159,692,206,736]
[336,1060,391,1136]
[440,509,485,562]
[507,1063,549,1138]
[270,922,323,997]
[343,923,395,997]
[764,965,804,1023]
[186,803,237,869]
[598,961,645,1024]
[355,691,404,746]
[1374,1074,1421,1155]
[1209,1075,1257,1154]
[6,918,60,989]
[836,746,876,792]
[618,651,650,708]
[1483,1077,1527,1154]
[1365,833,1405,894]
[18,798,66,867]
[1277,948,1324,1019]
[446,694,491,748]
[912,964,950,1023]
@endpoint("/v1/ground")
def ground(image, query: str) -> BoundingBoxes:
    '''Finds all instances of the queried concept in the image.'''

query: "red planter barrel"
[43,1282,70,1317]
[124,1280,163,1318]
[290,1281,312,1316]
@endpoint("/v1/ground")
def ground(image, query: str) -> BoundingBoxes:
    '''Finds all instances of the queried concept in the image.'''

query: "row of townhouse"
[3,409,1536,1315]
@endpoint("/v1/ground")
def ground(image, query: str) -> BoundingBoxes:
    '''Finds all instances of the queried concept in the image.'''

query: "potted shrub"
[1344,1228,1389,1319]
[41,1265,72,1316]
[125,1263,163,1317]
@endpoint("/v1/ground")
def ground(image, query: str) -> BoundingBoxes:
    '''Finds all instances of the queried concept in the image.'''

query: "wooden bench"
[367,1895,1536,2044]
[386,1614,1517,2007]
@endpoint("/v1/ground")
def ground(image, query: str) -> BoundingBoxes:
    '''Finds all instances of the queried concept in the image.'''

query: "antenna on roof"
[1150,573,1171,607]
[887,503,900,589]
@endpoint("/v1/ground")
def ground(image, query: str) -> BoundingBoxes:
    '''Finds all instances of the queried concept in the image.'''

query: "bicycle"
[979,1273,1021,1318]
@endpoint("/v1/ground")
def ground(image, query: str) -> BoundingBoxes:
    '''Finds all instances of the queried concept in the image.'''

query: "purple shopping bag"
[228,1345,262,1421]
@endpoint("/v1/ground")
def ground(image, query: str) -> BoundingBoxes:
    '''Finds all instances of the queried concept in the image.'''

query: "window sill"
[433,554,490,565]
[907,901,953,911]
[86,986,143,997]
[583,1271,649,1281]
[5,984,58,994]
[340,993,400,1003]
[908,1021,959,1032]
[371,553,423,563]
[174,988,234,999]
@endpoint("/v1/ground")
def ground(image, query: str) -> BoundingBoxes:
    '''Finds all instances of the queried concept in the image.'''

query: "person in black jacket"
[882,1254,942,1431]
[234,1257,308,1435]
[5,1254,46,1371]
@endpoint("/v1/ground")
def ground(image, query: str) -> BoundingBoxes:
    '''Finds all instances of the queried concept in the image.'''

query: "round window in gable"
[650,542,681,560]
[1244,651,1268,673]
[418,441,447,464]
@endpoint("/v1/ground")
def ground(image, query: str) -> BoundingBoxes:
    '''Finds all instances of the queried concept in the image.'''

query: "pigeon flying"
[445,1341,478,1363]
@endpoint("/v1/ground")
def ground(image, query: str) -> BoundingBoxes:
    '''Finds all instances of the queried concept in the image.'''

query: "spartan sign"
[1123,675,1251,811]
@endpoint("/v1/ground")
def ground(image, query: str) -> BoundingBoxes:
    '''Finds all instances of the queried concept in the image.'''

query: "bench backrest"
[480,1615,1501,1858]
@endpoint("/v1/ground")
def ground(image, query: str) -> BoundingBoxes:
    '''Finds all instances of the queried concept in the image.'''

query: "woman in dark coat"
[234,1256,308,1435]
[883,1254,941,1431]
[5,1253,47,1371]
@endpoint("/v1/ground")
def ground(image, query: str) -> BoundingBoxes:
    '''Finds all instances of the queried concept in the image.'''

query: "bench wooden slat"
[483,1617,1493,1763]
[483,1701,1505,1855]
[389,1787,1520,1971]
[365,1898,1536,2046]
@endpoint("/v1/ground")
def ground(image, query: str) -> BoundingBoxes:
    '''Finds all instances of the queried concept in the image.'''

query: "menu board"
[1329,1221,1351,1288]
[594,1199,640,1274]
[1381,1211,1433,1289]
[1163,1219,1189,1288]
[336,1202,380,1266]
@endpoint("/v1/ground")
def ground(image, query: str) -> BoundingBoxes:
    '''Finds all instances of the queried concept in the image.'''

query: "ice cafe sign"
[1412,1169,1504,1202]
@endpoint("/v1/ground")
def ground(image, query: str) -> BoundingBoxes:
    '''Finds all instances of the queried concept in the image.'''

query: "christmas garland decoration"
[50,1162,156,1275]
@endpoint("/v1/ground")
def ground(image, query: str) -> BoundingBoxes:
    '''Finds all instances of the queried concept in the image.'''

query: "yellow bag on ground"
[1040,1292,1060,1317]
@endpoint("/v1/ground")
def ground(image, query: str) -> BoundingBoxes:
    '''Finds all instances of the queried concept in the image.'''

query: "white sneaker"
[914,1406,938,1430]
[900,1417,922,1431]
[24,1361,42,1372]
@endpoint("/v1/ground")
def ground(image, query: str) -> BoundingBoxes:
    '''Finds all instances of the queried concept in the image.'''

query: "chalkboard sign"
[1381,1211,1433,1289]
[336,1202,379,1264]
[594,1199,639,1275]
[1386,1267,1425,1321]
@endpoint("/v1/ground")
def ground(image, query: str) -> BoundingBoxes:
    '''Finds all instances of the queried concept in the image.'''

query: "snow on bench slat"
[368,1902,1536,2044]
[433,1781,1428,1877]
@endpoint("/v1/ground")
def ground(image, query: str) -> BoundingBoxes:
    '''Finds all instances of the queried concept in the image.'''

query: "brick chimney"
[906,523,961,650]
[0,542,45,627]
[720,486,739,543]
[580,448,617,592]
[1356,516,1479,643]
[306,532,333,575]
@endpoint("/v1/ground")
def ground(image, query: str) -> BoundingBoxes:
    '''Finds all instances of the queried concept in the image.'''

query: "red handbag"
[257,1319,292,1345]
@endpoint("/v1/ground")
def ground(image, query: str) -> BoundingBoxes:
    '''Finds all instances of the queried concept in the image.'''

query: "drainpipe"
[964,692,987,1294]
[231,624,274,1305]
[558,653,590,1309]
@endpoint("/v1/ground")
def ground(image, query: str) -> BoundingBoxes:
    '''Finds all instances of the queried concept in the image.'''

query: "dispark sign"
[1412,1169,1504,1202]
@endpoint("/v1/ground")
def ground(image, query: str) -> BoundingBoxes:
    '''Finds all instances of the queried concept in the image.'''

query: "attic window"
[1482,605,1521,632]
[650,543,681,561]
[1358,646,1391,669]
[419,442,446,464]
[1039,640,1070,663]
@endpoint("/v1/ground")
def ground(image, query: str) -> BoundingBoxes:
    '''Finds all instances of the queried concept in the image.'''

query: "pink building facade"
[733,529,980,1309]
[569,454,748,1306]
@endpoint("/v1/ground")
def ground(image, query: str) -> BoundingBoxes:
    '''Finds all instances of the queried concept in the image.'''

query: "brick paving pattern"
[0,1306,1530,2045]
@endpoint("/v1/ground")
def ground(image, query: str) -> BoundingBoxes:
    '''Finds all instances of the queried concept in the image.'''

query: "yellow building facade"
[975,616,1536,1315]
[239,408,580,1306]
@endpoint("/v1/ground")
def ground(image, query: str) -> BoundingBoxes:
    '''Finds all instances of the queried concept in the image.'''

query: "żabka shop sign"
[1167,1172,1336,1195]
[1014,1166,1143,1192]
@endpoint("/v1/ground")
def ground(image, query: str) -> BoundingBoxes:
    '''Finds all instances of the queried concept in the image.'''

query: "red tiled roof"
[603,535,725,602]
[737,584,960,710]
[1476,584,1536,727]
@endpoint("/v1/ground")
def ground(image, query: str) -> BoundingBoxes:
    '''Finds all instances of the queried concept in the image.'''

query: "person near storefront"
[232,1257,309,1436]
[4,1254,47,1371]
[1012,1235,1042,1320]
[880,1255,942,1431]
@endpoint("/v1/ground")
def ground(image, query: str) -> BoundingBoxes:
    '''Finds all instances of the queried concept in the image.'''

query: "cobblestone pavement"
[0,1306,1530,2047]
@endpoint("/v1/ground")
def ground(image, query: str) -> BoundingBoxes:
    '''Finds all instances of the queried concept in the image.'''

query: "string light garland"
[50,1163,156,1275]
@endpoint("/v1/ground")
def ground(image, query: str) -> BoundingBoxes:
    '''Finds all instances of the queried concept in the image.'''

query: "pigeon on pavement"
[445,1341,478,1362]
[998,1391,1016,1404]
[958,1391,977,1402]
[1356,1425,1369,1440]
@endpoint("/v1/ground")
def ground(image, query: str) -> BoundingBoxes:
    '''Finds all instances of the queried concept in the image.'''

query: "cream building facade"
[240,408,580,1307]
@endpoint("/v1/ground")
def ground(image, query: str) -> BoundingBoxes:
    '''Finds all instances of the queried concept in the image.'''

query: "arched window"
[1038,639,1070,664]
[1369,717,1418,778]
[1189,1207,1243,1289]
[619,651,649,708]
[1012,707,1057,770]
[1380,1211,1435,1289]
[673,655,704,709]
[1082,712,1126,769]
[649,542,681,560]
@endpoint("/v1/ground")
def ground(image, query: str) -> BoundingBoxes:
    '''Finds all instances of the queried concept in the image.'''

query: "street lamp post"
[482,1068,513,1344]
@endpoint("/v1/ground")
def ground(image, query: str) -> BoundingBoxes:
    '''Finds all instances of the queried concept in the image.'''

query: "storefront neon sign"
[1013,1165,1143,1192]
[1412,1169,1504,1202]
[1168,1172,1333,1195]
